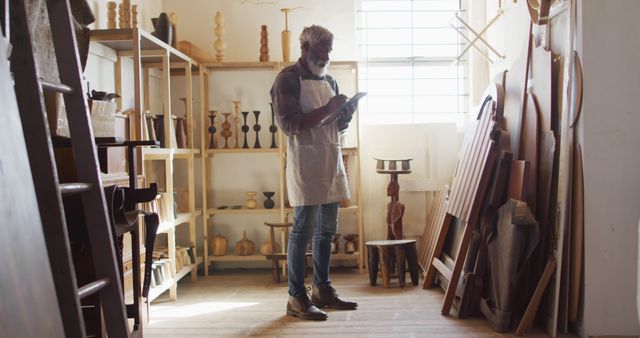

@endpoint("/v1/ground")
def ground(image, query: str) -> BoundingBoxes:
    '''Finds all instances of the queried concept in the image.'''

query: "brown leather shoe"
[286,291,328,320]
[311,284,358,310]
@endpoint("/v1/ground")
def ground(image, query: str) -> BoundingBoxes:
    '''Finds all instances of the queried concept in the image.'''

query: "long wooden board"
[419,185,450,276]
[568,143,584,321]
[516,257,557,336]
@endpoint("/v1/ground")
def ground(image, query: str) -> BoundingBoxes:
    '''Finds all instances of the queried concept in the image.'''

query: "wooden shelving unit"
[199,61,365,274]
[90,27,203,303]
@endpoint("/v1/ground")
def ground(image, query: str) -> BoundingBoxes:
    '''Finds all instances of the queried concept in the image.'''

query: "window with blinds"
[356,0,468,126]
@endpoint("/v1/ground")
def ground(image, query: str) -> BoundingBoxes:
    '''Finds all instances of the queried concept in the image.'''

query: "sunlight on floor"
[149,301,260,323]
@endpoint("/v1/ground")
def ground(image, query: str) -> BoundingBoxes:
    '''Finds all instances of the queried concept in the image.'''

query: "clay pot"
[209,233,228,256]
[234,231,255,256]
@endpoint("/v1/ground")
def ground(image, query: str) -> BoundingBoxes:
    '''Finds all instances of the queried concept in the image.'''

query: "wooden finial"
[259,25,269,62]
[214,11,226,62]
[131,5,138,29]
[280,8,291,62]
[107,1,117,29]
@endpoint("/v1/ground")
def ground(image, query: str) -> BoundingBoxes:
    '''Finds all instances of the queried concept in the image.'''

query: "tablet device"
[320,92,367,126]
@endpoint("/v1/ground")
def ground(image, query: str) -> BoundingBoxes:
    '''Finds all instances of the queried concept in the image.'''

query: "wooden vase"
[234,231,255,256]
[246,191,257,209]
[209,233,228,256]
[259,231,281,255]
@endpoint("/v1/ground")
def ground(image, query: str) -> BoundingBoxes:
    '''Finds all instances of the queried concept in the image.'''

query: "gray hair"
[299,25,333,48]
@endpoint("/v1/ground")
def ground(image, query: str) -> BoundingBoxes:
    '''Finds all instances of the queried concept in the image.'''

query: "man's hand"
[325,94,348,116]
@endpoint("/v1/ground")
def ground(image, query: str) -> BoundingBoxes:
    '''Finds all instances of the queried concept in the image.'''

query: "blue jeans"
[287,203,339,296]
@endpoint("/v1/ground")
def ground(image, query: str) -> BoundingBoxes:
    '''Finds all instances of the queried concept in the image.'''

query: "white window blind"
[357,0,469,126]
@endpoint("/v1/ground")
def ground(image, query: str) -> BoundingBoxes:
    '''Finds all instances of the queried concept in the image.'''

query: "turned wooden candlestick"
[233,100,241,148]
[221,112,232,149]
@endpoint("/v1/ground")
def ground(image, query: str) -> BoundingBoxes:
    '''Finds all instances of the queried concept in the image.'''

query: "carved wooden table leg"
[380,246,392,288]
[367,244,380,286]
[395,245,407,287]
[405,241,419,286]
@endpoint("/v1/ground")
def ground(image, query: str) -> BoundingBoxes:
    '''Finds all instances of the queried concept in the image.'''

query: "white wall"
[579,1,640,336]
[162,0,357,62]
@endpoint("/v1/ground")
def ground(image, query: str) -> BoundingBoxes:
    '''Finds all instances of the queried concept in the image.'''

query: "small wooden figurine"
[107,1,117,29]
[259,25,269,62]
[375,158,413,240]
[214,11,226,62]
[386,178,405,240]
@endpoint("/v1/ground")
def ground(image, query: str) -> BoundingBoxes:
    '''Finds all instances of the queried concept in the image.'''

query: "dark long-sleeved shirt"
[270,58,352,135]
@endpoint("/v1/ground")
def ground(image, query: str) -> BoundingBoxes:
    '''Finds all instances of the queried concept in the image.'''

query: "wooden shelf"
[207,207,281,216]
[282,205,360,215]
[204,61,282,69]
[202,60,357,70]
[208,254,266,262]
[341,147,358,153]
[90,28,198,67]
[206,148,280,155]
[147,256,202,302]
[157,211,200,234]
[143,148,200,160]
[201,60,365,274]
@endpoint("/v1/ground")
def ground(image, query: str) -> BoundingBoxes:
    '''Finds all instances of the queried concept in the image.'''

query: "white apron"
[286,77,350,206]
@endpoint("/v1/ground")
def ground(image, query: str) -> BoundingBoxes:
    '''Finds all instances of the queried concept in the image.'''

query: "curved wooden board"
[520,93,540,211]
[569,52,583,128]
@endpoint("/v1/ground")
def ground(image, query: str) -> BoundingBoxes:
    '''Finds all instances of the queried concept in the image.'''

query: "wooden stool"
[366,239,419,288]
[263,221,313,283]
[264,222,292,283]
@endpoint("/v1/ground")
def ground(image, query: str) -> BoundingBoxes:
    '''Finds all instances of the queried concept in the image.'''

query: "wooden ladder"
[10,0,130,337]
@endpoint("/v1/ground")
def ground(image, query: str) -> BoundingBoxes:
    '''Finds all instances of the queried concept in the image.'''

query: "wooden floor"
[146,269,576,338]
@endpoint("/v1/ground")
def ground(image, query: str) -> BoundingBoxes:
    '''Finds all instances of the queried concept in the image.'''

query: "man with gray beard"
[270,25,358,321]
